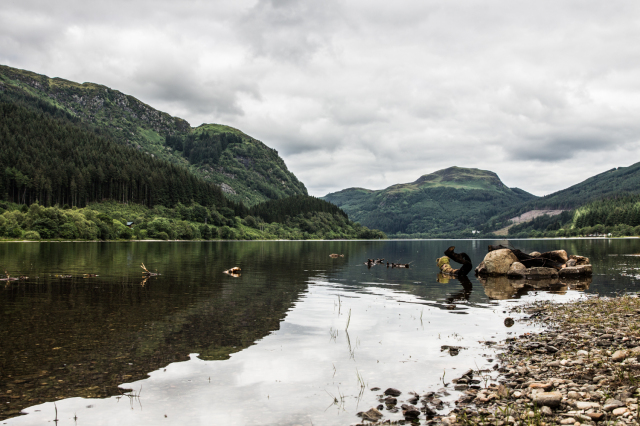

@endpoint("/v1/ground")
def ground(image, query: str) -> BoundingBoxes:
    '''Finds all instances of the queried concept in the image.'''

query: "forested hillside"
[480,161,640,235]
[323,167,537,237]
[0,76,384,241]
[0,199,384,241]
[506,195,640,238]
[0,64,306,205]
[0,100,237,210]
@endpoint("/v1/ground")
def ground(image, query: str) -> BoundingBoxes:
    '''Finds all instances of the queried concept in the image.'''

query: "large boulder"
[569,255,590,265]
[559,265,592,277]
[507,262,526,277]
[549,250,569,263]
[482,249,518,275]
[524,267,559,279]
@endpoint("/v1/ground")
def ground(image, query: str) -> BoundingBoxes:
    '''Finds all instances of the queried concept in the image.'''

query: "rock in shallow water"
[483,249,518,275]
[384,387,401,397]
[360,407,383,422]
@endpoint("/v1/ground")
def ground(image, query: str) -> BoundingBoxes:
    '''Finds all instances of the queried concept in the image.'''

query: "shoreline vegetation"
[362,295,640,426]
[0,200,386,242]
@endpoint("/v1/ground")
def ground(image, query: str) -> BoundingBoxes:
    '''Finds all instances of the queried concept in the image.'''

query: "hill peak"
[412,166,506,191]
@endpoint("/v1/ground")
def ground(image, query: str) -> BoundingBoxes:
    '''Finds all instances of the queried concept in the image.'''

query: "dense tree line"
[248,195,347,224]
[0,201,385,241]
[167,132,243,166]
[0,99,244,213]
[0,83,386,240]
[505,195,640,238]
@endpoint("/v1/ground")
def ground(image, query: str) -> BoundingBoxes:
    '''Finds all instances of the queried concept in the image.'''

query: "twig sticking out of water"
[345,308,351,331]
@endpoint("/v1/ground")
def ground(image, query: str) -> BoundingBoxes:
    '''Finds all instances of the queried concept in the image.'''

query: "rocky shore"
[357,294,640,425]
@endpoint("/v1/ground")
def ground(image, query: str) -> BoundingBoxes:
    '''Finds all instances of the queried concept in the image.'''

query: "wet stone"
[384,387,401,397]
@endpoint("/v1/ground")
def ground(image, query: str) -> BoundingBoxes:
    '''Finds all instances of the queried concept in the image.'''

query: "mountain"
[0,83,384,241]
[482,161,640,234]
[323,166,537,236]
[523,162,640,210]
[0,64,306,205]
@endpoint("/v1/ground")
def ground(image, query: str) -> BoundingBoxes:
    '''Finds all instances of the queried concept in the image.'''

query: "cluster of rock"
[475,247,593,295]
[353,295,640,425]
[357,387,450,423]
[447,296,640,425]
[476,248,592,278]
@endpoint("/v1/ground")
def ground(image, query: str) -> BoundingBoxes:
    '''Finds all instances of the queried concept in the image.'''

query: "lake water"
[1,238,640,425]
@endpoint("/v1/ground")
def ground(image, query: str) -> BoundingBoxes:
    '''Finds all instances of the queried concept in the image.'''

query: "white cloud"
[2,0,640,197]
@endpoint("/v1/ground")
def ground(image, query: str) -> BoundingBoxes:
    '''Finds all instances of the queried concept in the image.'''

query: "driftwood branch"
[444,246,473,276]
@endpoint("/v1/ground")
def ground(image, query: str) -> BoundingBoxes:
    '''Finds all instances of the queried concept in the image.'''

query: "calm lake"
[1,239,640,425]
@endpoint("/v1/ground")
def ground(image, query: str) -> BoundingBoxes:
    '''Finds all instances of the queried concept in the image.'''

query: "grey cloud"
[3,0,640,197]
[238,0,344,63]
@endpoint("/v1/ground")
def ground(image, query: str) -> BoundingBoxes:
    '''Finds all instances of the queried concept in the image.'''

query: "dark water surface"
[1,239,640,425]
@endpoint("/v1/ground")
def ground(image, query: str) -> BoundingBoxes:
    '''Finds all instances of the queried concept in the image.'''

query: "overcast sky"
[2,0,640,197]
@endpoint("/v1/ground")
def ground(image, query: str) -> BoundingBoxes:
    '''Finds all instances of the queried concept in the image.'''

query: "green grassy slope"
[323,167,537,236]
[0,64,306,206]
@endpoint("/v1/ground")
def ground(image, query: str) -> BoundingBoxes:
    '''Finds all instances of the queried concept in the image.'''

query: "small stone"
[532,391,562,408]
[612,349,629,362]
[360,407,383,422]
[384,388,401,397]
[540,406,553,416]
[401,404,420,419]
[588,412,604,421]
[604,398,625,411]
[529,382,553,391]
[567,391,580,399]
[370,387,381,391]
[559,418,575,425]
[575,401,600,410]
[384,396,397,405]
[504,318,515,327]
[612,407,629,416]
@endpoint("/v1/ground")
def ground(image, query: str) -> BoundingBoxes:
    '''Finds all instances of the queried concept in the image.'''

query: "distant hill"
[0,64,306,205]
[481,161,640,234]
[323,167,537,236]
[528,162,640,209]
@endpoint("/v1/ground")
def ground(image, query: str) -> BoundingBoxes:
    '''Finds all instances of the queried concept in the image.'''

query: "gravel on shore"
[357,294,640,426]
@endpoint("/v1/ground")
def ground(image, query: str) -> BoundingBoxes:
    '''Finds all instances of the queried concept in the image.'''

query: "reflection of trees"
[0,241,344,421]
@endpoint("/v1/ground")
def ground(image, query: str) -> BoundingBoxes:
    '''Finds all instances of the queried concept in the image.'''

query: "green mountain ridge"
[0,64,306,206]
[481,161,640,234]
[323,166,537,236]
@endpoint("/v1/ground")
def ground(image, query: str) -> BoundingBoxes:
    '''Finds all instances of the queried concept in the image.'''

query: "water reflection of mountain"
[0,238,639,420]
[0,241,337,421]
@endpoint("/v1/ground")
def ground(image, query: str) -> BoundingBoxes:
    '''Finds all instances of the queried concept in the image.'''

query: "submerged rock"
[507,261,526,277]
